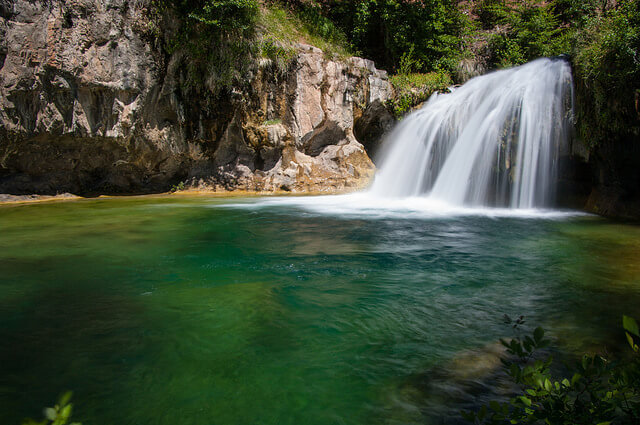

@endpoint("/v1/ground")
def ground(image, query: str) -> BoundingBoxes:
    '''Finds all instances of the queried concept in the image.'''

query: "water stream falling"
[370,58,574,208]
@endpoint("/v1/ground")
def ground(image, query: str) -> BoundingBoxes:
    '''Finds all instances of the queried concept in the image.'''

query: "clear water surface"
[1,194,639,425]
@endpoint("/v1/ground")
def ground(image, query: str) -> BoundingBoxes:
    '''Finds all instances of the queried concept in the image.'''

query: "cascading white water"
[370,58,574,209]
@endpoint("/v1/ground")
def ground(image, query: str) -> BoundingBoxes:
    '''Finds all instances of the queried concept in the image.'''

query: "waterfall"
[370,58,574,209]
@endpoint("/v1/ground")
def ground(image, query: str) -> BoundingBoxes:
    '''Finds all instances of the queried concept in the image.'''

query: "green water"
[1,195,639,425]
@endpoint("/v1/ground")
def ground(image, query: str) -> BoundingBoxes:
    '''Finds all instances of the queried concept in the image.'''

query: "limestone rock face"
[0,0,394,195]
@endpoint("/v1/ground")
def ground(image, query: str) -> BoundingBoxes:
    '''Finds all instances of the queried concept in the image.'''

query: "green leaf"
[538,339,550,348]
[623,315,639,336]
[561,378,570,387]
[544,378,552,391]
[535,377,543,388]
[59,391,73,407]
[519,396,532,407]
[594,355,606,369]
[626,332,637,350]
[460,410,475,421]
[478,405,487,420]
[510,363,520,379]
[571,373,582,385]
[60,404,72,420]
[533,326,544,343]
[44,407,57,421]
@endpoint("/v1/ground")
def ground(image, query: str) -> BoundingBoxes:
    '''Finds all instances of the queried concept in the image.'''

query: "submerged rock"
[381,343,514,425]
[0,0,394,196]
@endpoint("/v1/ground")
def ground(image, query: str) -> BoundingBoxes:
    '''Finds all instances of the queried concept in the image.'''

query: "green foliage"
[22,392,81,425]
[479,1,567,68]
[468,0,639,146]
[475,0,512,30]
[398,45,424,76]
[570,0,640,146]
[625,315,640,353]
[185,0,258,31]
[554,0,600,26]
[279,0,466,74]
[260,36,296,74]
[258,3,352,59]
[387,70,452,118]
[291,2,352,58]
[151,0,260,94]
[170,181,186,193]
[463,315,640,424]
[154,0,258,32]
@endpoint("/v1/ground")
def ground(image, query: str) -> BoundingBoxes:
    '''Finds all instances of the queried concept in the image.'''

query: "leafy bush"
[469,0,639,147]
[277,0,466,73]
[22,392,80,425]
[183,0,258,31]
[475,0,512,30]
[482,1,566,68]
[170,181,186,193]
[463,315,640,424]
[151,0,260,94]
[398,45,424,75]
[570,0,640,146]
[153,0,259,33]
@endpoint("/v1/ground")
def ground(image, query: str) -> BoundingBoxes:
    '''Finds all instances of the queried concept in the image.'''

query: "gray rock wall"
[0,0,394,195]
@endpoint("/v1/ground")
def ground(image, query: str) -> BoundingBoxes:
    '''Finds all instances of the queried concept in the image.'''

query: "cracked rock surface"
[0,0,394,195]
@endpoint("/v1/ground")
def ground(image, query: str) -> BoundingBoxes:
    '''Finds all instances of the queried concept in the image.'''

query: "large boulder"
[0,1,395,195]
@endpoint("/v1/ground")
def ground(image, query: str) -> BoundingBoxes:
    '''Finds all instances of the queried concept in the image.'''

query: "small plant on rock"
[463,315,640,424]
[170,181,186,193]
[22,392,81,425]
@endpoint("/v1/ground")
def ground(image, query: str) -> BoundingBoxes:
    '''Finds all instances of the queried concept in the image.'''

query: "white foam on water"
[217,193,587,220]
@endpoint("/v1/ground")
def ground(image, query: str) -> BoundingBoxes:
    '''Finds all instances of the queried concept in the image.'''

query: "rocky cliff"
[0,0,394,195]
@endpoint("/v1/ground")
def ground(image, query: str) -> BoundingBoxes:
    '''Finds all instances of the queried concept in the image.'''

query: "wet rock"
[382,343,514,425]
[354,100,395,162]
